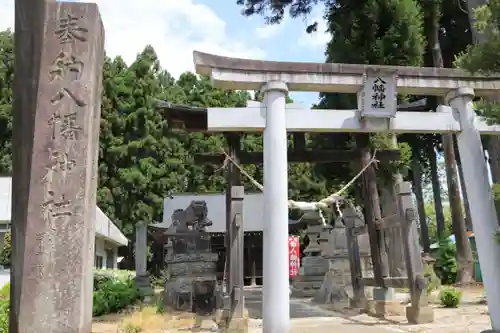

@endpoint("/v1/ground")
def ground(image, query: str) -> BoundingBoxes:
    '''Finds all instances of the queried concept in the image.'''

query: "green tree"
[96,47,254,240]
[0,29,13,174]
[456,0,500,125]
[424,203,453,243]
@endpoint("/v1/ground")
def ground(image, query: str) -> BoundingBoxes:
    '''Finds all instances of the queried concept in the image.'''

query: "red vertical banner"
[288,236,300,278]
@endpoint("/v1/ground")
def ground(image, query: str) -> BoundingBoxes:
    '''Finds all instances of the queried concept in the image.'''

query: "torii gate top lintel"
[193,51,500,96]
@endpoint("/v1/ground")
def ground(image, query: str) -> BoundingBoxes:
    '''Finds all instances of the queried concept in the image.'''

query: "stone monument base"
[217,308,249,333]
[135,274,154,297]
[292,275,325,297]
[348,296,367,309]
[364,299,406,318]
[312,270,350,309]
[405,305,435,324]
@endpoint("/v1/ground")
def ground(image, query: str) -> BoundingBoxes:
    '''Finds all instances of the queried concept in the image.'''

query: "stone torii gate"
[192,52,500,333]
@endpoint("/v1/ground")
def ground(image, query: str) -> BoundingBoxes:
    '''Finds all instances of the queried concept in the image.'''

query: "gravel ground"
[95,286,495,333]
[163,304,492,333]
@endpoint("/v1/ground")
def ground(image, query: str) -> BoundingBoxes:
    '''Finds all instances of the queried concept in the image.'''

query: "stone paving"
[241,286,400,333]
[245,287,342,319]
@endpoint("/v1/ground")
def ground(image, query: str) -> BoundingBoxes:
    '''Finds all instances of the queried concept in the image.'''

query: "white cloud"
[255,24,282,40]
[297,15,330,49]
[0,0,265,78]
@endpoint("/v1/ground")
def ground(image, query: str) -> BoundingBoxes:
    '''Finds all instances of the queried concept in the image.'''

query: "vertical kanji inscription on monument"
[11,2,104,333]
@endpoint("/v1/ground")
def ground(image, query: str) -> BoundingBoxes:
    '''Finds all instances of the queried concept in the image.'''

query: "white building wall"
[0,177,127,272]
[94,237,119,270]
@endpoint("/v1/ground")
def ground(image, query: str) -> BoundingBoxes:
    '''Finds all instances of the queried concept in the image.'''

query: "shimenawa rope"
[220,148,379,224]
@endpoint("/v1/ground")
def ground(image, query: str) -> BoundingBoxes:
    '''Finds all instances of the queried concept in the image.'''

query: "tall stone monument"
[135,222,153,296]
[10,2,104,332]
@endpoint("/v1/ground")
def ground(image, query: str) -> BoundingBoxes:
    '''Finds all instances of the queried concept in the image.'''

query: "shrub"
[120,322,142,333]
[0,232,11,267]
[93,269,136,291]
[0,270,140,324]
[156,295,164,314]
[0,283,10,333]
[93,269,140,317]
[424,262,441,295]
[151,268,169,289]
[439,287,463,308]
[434,237,457,285]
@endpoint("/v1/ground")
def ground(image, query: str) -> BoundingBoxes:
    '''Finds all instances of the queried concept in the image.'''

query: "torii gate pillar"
[447,88,500,330]
[261,81,290,333]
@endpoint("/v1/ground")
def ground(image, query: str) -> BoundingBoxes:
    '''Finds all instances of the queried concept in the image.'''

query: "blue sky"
[197,1,329,106]
[0,0,330,106]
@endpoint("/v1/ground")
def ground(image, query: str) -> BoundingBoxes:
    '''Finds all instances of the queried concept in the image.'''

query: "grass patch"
[117,306,197,332]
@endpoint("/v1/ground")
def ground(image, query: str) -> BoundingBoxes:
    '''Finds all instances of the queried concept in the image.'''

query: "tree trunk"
[428,142,445,237]
[465,0,487,44]
[412,144,430,252]
[356,134,389,285]
[429,1,474,284]
[443,135,474,284]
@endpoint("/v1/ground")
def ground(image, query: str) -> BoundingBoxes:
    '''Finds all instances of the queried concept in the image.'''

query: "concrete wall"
[0,177,128,247]
[0,237,120,289]
[0,178,11,223]
[95,206,128,246]
[94,237,119,270]
[0,269,9,289]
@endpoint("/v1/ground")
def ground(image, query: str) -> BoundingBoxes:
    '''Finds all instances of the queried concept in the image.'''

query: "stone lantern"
[291,210,331,296]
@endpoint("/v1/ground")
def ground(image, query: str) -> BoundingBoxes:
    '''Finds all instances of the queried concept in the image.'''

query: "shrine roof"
[194,51,500,96]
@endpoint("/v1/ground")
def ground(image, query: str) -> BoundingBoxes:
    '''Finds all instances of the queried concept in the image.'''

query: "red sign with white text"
[288,236,300,278]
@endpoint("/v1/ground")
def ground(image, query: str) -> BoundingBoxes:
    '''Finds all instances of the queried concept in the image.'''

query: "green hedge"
[0,269,140,330]
[93,269,140,317]
[0,232,11,267]
[0,283,9,333]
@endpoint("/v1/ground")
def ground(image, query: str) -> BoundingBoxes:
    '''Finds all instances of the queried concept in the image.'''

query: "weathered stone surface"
[169,261,217,277]
[365,300,406,318]
[312,270,350,309]
[135,223,153,295]
[162,204,220,313]
[135,223,148,275]
[296,218,374,302]
[373,287,395,301]
[302,256,328,276]
[10,1,46,332]
[135,274,153,296]
[405,305,435,324]
[166,252,219,262]
[11,2,104,333]
[293,281,324,290]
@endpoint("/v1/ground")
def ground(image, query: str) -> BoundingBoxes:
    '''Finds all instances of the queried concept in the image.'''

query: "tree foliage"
[456,0,500,125]
[0,29,13,175]
[0,30,334,254]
